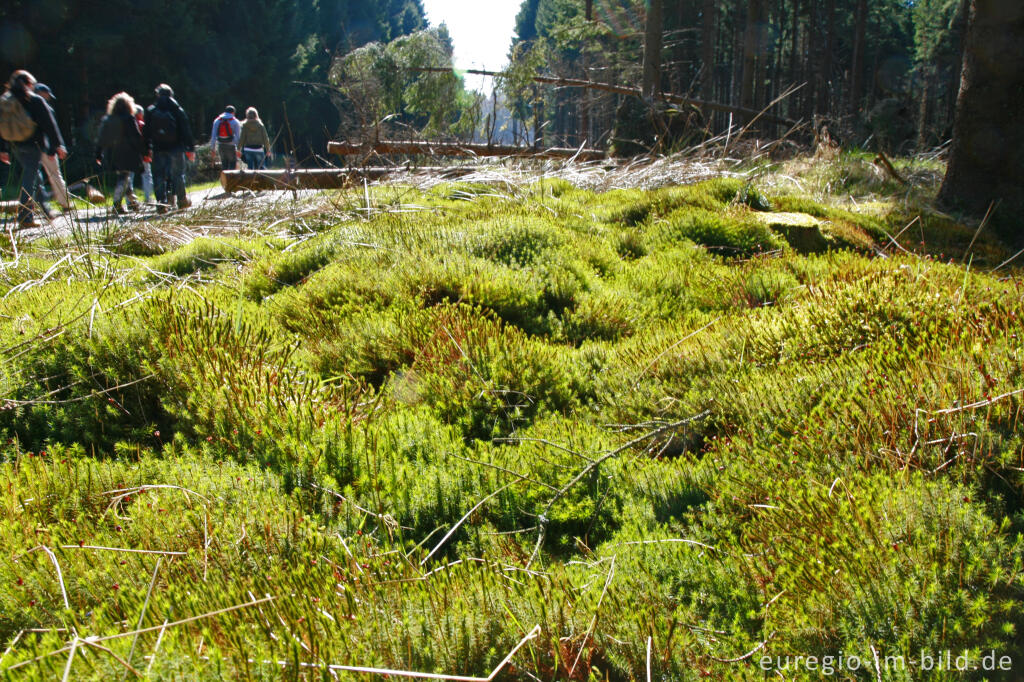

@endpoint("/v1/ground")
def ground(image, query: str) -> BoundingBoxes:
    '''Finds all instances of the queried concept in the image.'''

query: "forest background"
[0,0,971,178]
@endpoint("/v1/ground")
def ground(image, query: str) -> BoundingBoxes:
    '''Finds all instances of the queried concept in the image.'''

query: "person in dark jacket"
[95,92,145,215]
[143,83,195,213]
[0,70,68,227]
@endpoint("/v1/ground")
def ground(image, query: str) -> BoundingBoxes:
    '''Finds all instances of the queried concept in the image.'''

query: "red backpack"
[216,117,233,143]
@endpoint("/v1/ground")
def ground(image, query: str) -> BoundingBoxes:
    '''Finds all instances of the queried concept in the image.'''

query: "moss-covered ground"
[1,155,1021,680]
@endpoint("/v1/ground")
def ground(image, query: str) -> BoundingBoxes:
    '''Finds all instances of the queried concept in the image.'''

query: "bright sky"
[421,0,523,76]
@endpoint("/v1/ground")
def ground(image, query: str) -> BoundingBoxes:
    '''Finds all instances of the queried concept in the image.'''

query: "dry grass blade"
[420,481,521,566]
[125,557,162,675]
[21,546,69,609]
[2,596,276,673]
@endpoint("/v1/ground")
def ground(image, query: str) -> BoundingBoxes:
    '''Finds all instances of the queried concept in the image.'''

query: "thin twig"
[125,557,162,675]
[420,481,521,565]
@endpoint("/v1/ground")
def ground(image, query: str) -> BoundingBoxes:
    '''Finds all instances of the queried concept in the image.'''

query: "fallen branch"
[328,140,608,161]
[408,67,799,128]
[873,152,908,185]
[220,166,480,192]
[527,411,711,567]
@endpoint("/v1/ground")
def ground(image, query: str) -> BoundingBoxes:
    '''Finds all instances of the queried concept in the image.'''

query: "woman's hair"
[106,91,136,117]
[245,107,259,121]
[6,70,36,97]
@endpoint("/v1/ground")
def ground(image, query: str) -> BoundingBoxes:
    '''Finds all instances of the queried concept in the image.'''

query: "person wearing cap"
[31,83,71,216]
[209,105,241,171]
[0,70,68,228]
[143,83,195,212]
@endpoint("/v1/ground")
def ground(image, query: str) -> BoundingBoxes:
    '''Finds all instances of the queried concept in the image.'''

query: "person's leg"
[151,152,170,205]
[112,171,132,211]
[243,150,263,170]
[170,152,188,207]
[39,153,70,209]
[125,171,140,209]
[32,169,54,219]
[218,143,236,171]
[142,161,153,203]
[12,142,43,225]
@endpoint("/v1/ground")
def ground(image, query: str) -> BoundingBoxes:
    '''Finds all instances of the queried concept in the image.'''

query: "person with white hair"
[95,92,145,215]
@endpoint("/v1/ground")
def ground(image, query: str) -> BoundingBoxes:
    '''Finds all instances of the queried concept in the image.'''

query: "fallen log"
[327,140,608,161]
[220,166,480,192]
[409,67,799,129]
[1,200,19,215]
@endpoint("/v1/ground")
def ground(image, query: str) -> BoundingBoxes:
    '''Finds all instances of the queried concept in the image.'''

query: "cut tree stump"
[219,166,480,192]
[327,140,608,161]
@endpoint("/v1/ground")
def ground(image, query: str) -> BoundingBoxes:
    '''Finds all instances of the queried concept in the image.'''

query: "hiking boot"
[156,204,169,215]
[127,199,141,212]
[177,197,192,210]
[111,204,126,216]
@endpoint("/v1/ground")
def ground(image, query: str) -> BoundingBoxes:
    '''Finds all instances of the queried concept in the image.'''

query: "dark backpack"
[149,107,178,146]
[216,117,233,143]
[0,92,36,142]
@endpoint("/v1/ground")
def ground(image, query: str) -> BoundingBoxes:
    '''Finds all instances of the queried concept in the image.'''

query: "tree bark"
[817,0,835,116]
[849,0,868,116]
[642,0,665,99]
[916,66,932,151]
[938,0,1024,226]
[700,0,716,108]
[788,0,800,119]
[740,0,761,111]
[804,0,818,120]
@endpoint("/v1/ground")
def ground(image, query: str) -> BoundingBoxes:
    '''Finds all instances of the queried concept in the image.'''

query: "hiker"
[95,92,146,215]
[0,70,68,228]
[209,105,241,171]
[238,107,273,170]
[131,105,154,205]
[144,83,195,213]
[31,83,72,217]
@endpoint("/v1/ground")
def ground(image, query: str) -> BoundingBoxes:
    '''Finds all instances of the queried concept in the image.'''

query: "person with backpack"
[0,70,68,228]
[238,107,273,170]
[209,105,241,171]
[95,92,146,216]
[144,83,195,213]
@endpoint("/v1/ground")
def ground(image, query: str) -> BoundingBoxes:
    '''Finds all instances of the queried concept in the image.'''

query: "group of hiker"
[210,105,274,173]
[1,69,275,226]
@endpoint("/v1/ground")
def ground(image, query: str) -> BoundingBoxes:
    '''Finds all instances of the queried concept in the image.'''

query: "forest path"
[5,185,323,244]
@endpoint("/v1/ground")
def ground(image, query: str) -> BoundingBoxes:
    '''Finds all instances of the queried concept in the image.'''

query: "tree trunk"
[642,0,664,99]
[804,0,818,120]
[788,0,800,119]
[849,0,868,116]
[938,0,1024,227]
[916,67,931,151]
[817,0,835,116]
[740,0,761,111]
[700,0,716,110]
